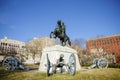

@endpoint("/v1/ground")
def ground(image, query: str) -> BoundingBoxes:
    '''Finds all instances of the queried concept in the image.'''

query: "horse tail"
[66,36,71,46]
[68,38,71,46]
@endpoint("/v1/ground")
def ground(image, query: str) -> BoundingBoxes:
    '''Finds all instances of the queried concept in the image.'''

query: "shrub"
[108,64,120,68]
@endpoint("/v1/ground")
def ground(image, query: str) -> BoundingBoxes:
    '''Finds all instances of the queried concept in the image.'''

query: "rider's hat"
[57,20,61,25]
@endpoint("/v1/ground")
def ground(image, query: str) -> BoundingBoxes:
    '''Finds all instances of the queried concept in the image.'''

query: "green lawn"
[0,65,120,80]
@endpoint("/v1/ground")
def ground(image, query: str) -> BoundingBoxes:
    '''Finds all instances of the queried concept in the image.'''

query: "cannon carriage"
[88,58,108,69]
[2,55,29,71]
[46,53,76,76]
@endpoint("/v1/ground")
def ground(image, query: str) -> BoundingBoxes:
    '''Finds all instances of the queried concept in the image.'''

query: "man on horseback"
[56,20,66,38]
[61,22,66,37]
[50,20,71,46]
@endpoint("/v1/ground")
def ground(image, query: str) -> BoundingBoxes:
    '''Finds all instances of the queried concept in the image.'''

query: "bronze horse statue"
[50,27,71,46]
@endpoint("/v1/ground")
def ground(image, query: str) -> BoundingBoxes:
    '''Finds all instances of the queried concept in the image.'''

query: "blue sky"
[0,0,120,42]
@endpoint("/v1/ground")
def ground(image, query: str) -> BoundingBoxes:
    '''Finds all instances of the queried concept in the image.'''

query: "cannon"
[2,56,29,71]
[88,58,108,69]
[46,53,76,76]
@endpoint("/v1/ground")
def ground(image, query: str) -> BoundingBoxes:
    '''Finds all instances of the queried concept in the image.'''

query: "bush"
[81,64,91,67]
[108,64,120,68]
[0,60,3,65]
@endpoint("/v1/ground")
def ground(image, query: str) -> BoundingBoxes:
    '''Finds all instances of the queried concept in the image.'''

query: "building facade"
[0,37,25,55]
[86,34,120,63]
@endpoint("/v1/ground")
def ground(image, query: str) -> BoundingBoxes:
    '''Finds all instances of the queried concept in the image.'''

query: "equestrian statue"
[50,20,71,46]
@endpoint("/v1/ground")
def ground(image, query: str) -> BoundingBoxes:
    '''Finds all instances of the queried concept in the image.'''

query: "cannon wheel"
[97,58,108,69]
[68,54,76,75]
[2,56,17,71]
[46,54,51,76]
[93,58,99,65]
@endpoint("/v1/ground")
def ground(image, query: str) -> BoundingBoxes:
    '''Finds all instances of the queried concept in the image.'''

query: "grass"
[0,65,120,80]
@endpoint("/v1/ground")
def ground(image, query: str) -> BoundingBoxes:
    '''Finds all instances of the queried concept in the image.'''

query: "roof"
[87,34,120,41]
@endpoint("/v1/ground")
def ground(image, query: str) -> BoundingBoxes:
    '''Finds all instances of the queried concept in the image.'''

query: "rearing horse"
[50,27,71,46]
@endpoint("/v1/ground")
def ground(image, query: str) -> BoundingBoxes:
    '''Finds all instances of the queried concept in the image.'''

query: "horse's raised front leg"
[50,32,54,38]
[50,32,52,38]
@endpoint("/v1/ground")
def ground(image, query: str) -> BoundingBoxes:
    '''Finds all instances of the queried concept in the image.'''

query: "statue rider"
[61,22,66,37]
[56,20,66,38]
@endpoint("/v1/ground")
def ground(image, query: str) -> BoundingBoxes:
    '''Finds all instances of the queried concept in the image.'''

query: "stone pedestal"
[38,45,81,72]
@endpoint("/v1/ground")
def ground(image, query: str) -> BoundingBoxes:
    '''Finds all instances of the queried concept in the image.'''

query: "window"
[96,41,98,45]
[90,42,92,46]
[115,37,118,44]
[104,40,106,44]
[107,40,110,44]
[101,40,103,45]
[2,43,5,45]
[22,46,25,48]
[101,40,105,45]
[110,39,112,44]
[5,43,7,46]
[113,38,116,43]
[9,44,11,46]
[91,41,96,46]
[99,40,101,45]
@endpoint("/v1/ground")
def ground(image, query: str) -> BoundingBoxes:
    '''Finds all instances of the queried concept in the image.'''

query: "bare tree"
[72,38,85,48]
[25,37,56,64]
